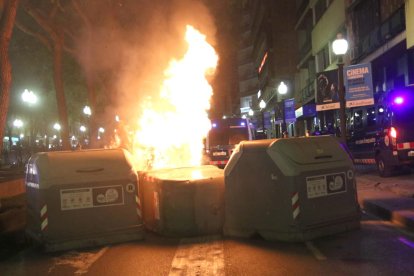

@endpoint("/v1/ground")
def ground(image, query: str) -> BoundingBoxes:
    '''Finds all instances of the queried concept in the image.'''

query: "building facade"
[237,0,298,138]
[236,0,414,138]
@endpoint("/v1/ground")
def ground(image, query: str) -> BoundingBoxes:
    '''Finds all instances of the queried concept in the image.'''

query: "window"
[314,0,327,23]
[367,107,376,126]
[316,45,330,71]
[354,110,364,129]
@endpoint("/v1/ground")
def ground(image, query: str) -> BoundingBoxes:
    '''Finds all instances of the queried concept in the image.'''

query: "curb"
[358,189,414,232]
[0,179,26,236]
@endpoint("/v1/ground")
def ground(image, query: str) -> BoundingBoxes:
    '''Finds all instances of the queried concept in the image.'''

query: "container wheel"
[376,154,392,177]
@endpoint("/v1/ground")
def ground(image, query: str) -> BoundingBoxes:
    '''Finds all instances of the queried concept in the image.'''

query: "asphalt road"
[1,168,414,275]
[1,212,414,275]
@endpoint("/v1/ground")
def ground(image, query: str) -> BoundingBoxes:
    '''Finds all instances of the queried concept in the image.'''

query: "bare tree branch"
[15,18,52,51]
[71,0,91,28]
[49,1,58,19]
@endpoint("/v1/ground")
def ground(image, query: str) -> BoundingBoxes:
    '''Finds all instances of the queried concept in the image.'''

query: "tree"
[17,0,113,149]
[0,0,19,154]
[17,0,73,149]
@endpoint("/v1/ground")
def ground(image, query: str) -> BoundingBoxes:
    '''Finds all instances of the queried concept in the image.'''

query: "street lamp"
[21,89,38,105]
[332,33,349,143]
[277,81,288,95]
[13,119,23,129]
[259,99,266,109]
[83,105,92,116]
[53,123,61,131]
[259,99,267,131]
[21,89,38,149]
[83,106,92,146]
[248,109,254,116]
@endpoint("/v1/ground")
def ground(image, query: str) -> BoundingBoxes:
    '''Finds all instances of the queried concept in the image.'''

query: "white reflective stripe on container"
[41,218,48,231]
[291,192,300,219]
[135,195,142,218]
[40,205,47,217]
[40,204,48,231]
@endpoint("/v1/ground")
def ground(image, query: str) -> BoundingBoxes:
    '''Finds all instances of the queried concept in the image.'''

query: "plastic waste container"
[140,165,224,237]
[224,136,360,241]
[25,148,144,251]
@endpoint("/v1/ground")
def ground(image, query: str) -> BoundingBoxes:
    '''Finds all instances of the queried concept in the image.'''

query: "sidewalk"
[0,168,25,235]
[356,166,414,232]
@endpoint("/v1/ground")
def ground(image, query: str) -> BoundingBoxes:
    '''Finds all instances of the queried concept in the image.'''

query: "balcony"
[299,37,312,63]
[296,0,310,20]
[297,79,315,105]
[351,6,405,62]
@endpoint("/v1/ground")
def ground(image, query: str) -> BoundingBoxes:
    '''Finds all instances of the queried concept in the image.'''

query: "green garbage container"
[140,165,224,237]
[25,148,144,252]
[224,136,360,241]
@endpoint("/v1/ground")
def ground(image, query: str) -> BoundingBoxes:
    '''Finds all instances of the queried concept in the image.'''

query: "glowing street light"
[248,109,254,116]
[13,119,23,128]
[332,34,349,56]
[259,99,266,109]
[98,127,105,133]
[80,125,87,132]
[277,81,288,95]
[332,33,349,143]
[53,123,61,131]
[21,89,38,105]
[83,105,92,116]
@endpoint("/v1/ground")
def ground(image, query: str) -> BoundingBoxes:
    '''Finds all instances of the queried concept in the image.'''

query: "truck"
[347,86,414,177]
[205,117,254,168]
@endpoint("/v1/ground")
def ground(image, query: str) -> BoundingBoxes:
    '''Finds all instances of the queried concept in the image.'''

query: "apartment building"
[293,0,414,136]
[237,0,413,138]
[237,0,297,138]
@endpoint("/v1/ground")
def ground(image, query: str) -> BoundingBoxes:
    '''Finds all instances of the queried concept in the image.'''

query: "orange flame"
[132,25,218,170]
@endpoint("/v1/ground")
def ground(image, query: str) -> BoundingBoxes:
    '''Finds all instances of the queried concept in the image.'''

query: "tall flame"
[132,25,218,170]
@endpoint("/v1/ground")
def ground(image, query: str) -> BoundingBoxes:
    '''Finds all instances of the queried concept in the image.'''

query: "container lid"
[146,165,223,182]
[29,148,136,187]
[267,136,348,165]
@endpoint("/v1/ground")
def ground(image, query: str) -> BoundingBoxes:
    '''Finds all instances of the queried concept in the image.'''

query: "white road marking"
[169,235,225,276]
[305,241,327,261]
[48,247,108,275]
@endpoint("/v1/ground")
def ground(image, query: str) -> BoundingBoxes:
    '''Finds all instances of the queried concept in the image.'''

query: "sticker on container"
[93,186,124,207]
[126,183,136,193]
[60,185,124,211]
[306,172,347,199]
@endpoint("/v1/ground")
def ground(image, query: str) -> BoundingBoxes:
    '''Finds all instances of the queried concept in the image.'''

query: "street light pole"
[332,33,349,144]
[259,99,266,132]
[21,89,38,150]
[337,60,346,143]
[277,81,289,137]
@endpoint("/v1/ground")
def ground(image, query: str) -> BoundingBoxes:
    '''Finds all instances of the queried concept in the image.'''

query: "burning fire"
[132,25,218,170]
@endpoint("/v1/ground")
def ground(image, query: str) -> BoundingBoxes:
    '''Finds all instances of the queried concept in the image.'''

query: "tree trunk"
[53,33,71,150]
[0,0,19,155]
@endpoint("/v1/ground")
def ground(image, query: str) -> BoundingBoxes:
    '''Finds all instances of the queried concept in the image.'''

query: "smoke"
[74,0,217,128]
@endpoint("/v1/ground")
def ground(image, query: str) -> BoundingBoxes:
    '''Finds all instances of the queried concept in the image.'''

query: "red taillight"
[390,127,397,138]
